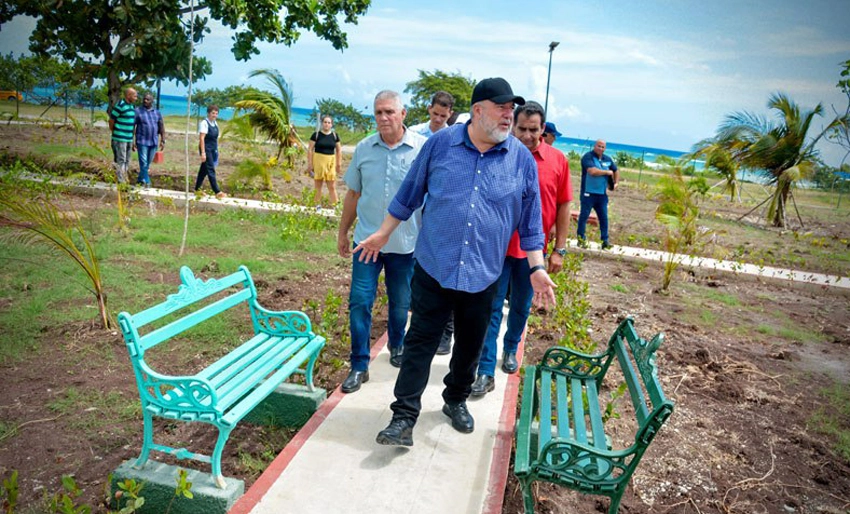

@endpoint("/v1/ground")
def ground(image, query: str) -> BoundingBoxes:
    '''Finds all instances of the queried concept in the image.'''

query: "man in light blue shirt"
[408,91,454,138]
[578,139,619,249]
[337,90,427,394]
[355,78,557,445]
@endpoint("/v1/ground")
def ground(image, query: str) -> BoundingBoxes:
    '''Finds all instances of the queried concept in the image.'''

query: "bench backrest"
[117,266,259,361]
[608,317,674,444]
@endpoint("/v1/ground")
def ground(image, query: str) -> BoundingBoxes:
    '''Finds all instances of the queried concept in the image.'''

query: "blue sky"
[2,0,849,164]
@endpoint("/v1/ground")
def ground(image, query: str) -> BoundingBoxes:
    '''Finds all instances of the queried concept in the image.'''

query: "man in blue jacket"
[577,140,619,249]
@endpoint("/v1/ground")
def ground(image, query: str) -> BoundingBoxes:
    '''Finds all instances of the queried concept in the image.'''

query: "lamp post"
[544,41,560,117]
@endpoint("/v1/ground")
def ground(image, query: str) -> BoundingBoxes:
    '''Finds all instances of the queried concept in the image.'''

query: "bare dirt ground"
[1,124,849,513]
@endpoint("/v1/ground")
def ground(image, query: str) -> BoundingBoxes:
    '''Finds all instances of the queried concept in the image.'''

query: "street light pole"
[544,41,560,118]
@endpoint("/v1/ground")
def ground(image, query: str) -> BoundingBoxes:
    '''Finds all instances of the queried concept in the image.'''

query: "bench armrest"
[541,346,613,380]
[135,360,219,414]
[538,437,635,485]
[251,304,314,336]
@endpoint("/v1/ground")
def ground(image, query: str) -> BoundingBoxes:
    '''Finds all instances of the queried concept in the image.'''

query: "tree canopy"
[0,0,371,106]
[310,98,373,132]
[404,70,476,124]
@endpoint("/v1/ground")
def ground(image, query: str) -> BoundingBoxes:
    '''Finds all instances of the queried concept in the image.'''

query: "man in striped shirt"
[109,88,138,184]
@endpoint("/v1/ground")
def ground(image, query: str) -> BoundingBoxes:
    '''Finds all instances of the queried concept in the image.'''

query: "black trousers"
[390,262,499,423]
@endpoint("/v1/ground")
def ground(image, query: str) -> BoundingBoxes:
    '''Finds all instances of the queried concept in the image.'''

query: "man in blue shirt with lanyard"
[577,139,619,249]
[354,78,557,446]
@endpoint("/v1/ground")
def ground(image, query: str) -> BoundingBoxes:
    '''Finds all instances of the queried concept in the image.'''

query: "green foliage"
[613,151,644,169]
[1,470,18,514]
[403,70,476,124]
[49,476,91,514]
[0,178,110,328]
[1,0,370,105]
[192,85,262,114]
[319,289,350,347]
[566,150,582,164]
[544,253,593,352]
[309,98,373,132]
[654,154,677,167]
[654,168,710,291]
[809,384,850,462]
[234,69,300,161]
[688,141,741,202]
[711,92,847,227]
[602,383,629,423]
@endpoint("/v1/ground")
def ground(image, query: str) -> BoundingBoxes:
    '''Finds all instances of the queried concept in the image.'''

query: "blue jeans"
[137,144,156,185]
[478,256,534,377]
[349,248,414,371]
[577,193,610,243]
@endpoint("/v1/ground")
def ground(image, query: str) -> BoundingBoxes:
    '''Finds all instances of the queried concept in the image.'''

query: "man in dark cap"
[355,77,557,446]
[542,121,562,146]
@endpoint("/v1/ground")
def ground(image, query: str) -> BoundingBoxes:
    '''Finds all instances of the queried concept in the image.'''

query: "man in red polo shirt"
[472,100,573,396]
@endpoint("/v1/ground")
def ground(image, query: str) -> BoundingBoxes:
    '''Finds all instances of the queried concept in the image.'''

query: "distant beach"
[156,94,701,170]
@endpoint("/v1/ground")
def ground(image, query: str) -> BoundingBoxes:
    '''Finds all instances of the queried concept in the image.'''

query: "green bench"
[117,265,325,488]
[514,317,674,513]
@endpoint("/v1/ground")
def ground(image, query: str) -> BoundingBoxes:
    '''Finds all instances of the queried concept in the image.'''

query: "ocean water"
[85,93,696,169]
[552,136,704,170]
[158,95,702,168]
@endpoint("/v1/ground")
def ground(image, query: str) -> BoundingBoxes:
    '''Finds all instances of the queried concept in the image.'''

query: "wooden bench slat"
[221,337,325,426]
[514,365,537,476]
[614,338,650,425]
[555,373,571,440]
[585,379,608,451]
[139,288,254,352]
[216,336,311,409]
[570,377,588,445]
[130,269,250,327]
[539,369,553,456]
[197,333,276,385]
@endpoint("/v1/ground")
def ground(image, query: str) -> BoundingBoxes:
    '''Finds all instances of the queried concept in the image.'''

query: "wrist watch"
[553,247,567,257]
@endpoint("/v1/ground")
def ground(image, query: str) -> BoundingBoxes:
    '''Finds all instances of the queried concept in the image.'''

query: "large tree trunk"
[107,70,123,113]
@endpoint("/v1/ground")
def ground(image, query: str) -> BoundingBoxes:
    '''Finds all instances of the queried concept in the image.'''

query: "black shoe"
[601,241,613,250]
[389,346,403,368]
[436,337,452,355]
[442,402,474,433]
[341,369,369,393]
[376,418,414,446]
[501,352,519,374]
[470,374,495,397]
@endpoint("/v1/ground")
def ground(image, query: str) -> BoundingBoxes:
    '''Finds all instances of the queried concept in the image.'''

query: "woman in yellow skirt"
[308,115,342,205]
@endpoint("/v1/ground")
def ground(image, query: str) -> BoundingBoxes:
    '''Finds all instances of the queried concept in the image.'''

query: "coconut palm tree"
[234,69,302,162]
[688,140,741,202]
[712,92,845,227]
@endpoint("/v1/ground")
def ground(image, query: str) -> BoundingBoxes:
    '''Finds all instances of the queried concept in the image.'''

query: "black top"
[311,130,339,155]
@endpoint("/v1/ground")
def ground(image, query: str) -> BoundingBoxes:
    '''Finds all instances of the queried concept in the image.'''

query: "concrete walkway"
[229,320,522,514]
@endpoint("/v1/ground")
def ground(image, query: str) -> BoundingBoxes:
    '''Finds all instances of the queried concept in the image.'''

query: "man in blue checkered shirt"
[355,78,557,446]
[133,93,165,187]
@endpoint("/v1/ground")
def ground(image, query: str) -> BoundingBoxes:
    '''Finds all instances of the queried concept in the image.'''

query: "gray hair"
[374,90,403,112]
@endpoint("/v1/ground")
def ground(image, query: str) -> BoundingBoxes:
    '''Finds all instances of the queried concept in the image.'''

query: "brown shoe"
[215,192,227,199]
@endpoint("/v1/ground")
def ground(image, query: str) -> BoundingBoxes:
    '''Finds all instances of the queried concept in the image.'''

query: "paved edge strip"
[482,329,527,514]
[228,332,390,514]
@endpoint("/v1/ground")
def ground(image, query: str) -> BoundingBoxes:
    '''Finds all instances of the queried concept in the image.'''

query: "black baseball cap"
[471,77,525,106]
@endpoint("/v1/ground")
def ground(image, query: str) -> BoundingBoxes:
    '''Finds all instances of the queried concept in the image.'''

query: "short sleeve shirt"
[311,131,340,155]
[345,129,427,254]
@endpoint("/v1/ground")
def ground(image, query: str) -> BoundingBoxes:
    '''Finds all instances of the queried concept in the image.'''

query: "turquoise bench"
[117,265,325,488]
[514,317,674,513]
